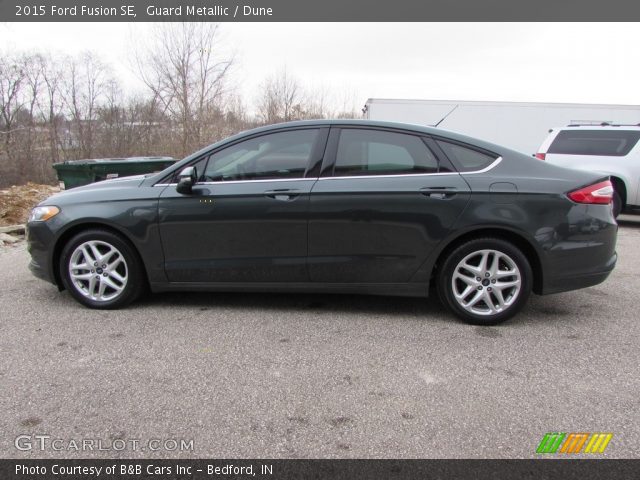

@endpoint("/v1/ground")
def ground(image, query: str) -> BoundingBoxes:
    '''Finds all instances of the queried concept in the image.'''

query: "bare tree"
[97,78,127,156]
[256,68,308,124]
[222,94,254,136]
[13,54,43,180]
[60,52,111,159]
[37,54,65,165]
[136,23,234,156]
[0,54,27,162]
[302,83,361,120]
[127,95,171,157]
[329,87,361,119]
[255,70,359,123]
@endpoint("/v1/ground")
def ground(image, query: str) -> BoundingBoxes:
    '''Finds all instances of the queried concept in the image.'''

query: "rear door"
[307,127,471,283]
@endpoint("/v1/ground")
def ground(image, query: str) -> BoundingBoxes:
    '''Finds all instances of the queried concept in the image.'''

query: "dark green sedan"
[27,120,617,325]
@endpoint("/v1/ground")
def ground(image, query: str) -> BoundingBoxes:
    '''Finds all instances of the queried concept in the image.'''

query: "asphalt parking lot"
[1,215,639,459]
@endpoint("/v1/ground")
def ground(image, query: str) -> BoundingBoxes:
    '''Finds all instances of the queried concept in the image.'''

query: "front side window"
[334,129,439,176]
[200,129,320,182]
[548,130,640,156]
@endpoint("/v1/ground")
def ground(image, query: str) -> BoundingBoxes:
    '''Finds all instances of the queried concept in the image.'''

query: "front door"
[158,127,327,283]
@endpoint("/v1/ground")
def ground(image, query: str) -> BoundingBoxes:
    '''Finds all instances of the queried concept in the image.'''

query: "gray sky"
[2,22,639,111]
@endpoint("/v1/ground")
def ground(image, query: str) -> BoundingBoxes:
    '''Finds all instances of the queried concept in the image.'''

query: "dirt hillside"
[0,183,60,226]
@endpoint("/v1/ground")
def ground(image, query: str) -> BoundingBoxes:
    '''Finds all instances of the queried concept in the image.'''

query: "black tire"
[59,229,145,309]
[437,238,532,326]
[612,191,622,218]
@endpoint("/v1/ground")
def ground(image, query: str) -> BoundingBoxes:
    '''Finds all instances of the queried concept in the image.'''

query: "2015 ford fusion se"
[27,120,617,325]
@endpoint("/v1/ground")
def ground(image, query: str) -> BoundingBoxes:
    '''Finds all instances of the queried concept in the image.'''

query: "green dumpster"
[52,156,176,189]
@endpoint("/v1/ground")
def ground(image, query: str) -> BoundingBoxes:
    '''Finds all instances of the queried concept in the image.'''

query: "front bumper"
[26,221,57,286]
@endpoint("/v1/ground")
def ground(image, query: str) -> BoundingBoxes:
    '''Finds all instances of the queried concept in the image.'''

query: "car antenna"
[433,104,459,128]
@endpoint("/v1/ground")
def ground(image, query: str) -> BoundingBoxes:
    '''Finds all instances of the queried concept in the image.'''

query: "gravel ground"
[1,215,639,459]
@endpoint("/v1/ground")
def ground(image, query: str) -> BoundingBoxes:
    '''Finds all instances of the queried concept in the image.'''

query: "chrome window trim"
[198,178,316,186]
[461,156,503,175]
[154,177,315,187]
[318,157,502,181]
[318,172,458,181]
[153,157,502,186]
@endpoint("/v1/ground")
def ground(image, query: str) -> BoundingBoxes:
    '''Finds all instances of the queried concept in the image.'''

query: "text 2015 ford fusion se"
[27,120,617,325]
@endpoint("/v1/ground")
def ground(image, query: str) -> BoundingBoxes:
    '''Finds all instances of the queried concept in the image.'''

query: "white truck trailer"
[363,98,640,155]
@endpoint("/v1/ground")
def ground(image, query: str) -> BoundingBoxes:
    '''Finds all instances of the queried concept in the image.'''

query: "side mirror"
[176,166,197,194]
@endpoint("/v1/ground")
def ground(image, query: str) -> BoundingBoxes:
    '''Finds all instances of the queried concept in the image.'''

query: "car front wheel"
[437,238,532,325]
[59,229,145,309]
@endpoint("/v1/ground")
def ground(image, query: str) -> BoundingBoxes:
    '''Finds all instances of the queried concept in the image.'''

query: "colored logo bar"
[537,433,612,454]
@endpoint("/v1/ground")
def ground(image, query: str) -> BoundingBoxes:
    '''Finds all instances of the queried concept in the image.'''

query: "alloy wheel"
[451,249,521,316]
[68,240,128,302]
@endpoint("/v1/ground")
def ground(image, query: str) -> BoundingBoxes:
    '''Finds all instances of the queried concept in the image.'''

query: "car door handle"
[264,189,301,201]
[419,187,458,199]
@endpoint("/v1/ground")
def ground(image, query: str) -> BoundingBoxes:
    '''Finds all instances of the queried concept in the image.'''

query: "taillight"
[534,153,546,160]
[567,180,614,205]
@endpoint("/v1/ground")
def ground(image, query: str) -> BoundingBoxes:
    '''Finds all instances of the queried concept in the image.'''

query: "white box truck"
[363,98,640,155]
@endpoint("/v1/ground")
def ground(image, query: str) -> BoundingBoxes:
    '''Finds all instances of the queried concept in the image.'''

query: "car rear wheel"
[59,229,145,309]
[437,238,532,325]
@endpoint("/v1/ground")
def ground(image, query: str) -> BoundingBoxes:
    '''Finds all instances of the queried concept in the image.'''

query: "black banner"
[3,0,640,22]
[2,459,640,480]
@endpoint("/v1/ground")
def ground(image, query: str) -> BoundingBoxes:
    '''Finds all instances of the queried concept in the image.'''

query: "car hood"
[40,175,149,206]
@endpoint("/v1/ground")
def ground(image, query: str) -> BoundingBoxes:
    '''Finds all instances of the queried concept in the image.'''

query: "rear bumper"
[541,252,616,295]
[538,201,618,295]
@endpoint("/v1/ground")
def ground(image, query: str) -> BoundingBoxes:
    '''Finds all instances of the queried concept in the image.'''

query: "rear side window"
[334,129,439,176]
[436,140,498,172]
[548,130,640,156]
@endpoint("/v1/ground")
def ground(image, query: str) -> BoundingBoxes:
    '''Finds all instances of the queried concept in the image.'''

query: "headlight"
[28,206,60,222]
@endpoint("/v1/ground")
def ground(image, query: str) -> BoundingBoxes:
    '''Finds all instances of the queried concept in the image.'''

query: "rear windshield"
[548,130,640,156]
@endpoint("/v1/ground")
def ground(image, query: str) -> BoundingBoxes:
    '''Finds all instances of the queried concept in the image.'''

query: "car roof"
[245,118,460,135]
[216,119,506,153]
